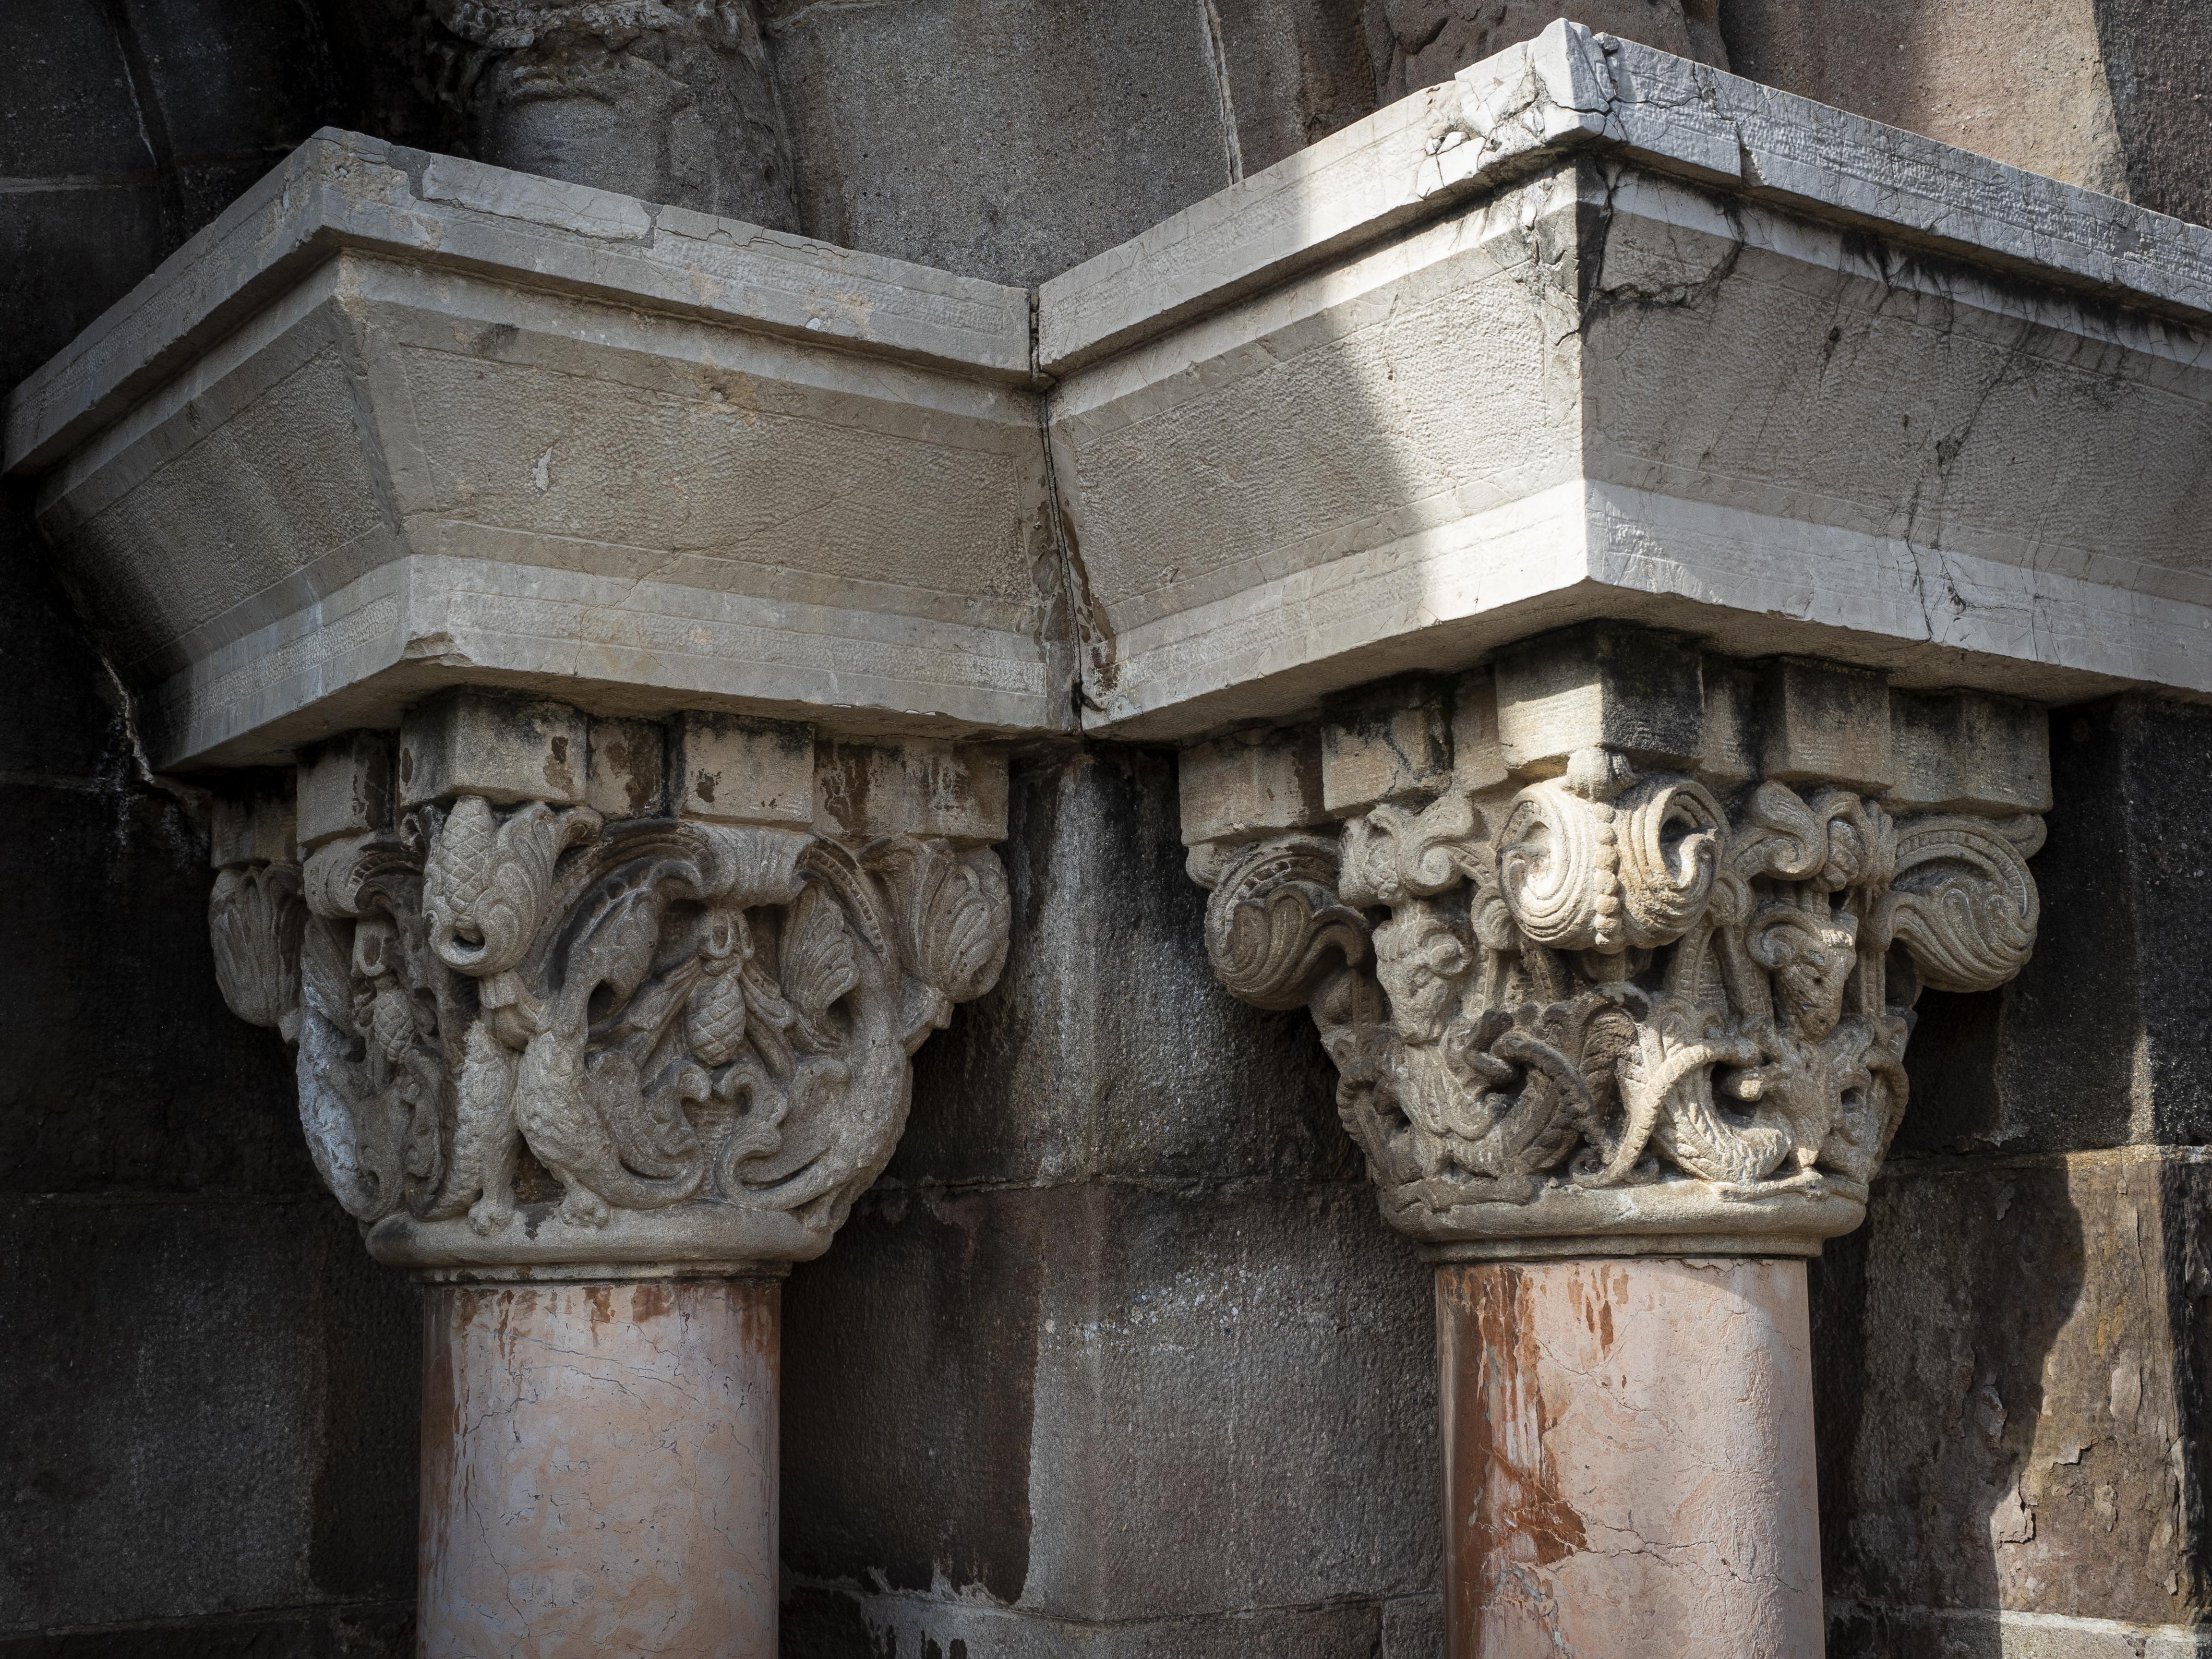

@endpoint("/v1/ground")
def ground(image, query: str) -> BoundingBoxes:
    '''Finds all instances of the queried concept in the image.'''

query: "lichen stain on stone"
[1565,1262,1619,1354]
[544,733,575,797]
[1442,1263,1591,1643]
[585,1282,616,1332]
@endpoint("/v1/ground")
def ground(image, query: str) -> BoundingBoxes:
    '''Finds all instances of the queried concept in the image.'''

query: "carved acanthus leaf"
[214,784,1009,1265]
[1204,837,1370,1011]
[419,796,601,976]
[209,863,305,1040]
[1197,752,2044,1245]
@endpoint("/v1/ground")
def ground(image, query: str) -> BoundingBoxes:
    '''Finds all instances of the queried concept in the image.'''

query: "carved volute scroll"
[209,697,1010,1274]
[1181,629,2050,1257]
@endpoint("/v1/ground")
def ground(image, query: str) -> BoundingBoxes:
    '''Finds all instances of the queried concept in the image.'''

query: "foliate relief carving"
[210,861,306,1041]
[221,803,1009,1269]
[1198,756,2043,1250]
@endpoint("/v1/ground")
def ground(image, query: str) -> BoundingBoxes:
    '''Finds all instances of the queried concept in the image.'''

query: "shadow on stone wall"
[780,749,1440,1656]
[0,5,425,1650]
[1818,697,2212,1653]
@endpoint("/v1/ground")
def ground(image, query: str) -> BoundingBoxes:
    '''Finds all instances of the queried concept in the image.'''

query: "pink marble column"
[417,1276,781,1659]
[1438,1256,1823,1659]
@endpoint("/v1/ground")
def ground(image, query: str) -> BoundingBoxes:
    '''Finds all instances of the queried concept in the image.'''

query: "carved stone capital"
[212,694,1010,1276]
[1183,628,2050,1258]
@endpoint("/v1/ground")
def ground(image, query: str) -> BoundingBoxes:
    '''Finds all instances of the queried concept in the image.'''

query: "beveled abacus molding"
[210,690,1011,1275]
[1181,625,2048,1257]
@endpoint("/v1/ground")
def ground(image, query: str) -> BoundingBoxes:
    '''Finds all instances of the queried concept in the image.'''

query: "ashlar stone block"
[671,712,815,825]
[1178,730,1327,847]
[295,731,393,851]
[1321,684,1452,815]
[1698,656,1762,793]
[1493,625,1704,777]
[586,717,666,822]
[397,691,586,808]
[1759,658,1893,794]
[1449,674,1508,793]
[208,786,295,869]
[1888,689,2052,814]
[815,740,1009,846]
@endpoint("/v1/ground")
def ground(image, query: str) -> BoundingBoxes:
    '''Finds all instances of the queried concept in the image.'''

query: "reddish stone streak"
[1439,1264,1592,1654]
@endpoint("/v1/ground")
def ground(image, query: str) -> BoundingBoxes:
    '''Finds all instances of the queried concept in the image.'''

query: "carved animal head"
[1372,902,1473,1046]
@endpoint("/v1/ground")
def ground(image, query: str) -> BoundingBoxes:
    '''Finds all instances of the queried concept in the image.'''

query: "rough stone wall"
[0,5,422,1654]
[781,750,1441,1656]
[1723,0,2212,227]
[1816,696,2212,1656]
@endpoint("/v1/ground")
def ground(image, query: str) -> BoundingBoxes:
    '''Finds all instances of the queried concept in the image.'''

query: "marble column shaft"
[1439,1258,1821,1659]
[420,1278,781,1659]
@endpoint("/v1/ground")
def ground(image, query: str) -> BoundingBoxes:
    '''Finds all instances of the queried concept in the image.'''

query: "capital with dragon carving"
[1182,624,2048,1653]
[206,690,1010,1652]
[211,693,1009,1276]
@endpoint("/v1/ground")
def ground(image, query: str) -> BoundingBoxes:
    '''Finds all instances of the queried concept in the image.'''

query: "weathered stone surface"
[782,749,1435,1647]
[781,1592,1415,1658]
[5,129,1050,768]
[209,787,298,869]
[1493,625,1705,775]
[298,731,395,850]
[419,0,800,231]
[0,30,432,1638]
[783,1180,1435,1635]
[0,1603,414,1659]
[1899,695,2212,1155]
[760,0,1237,287]
[419,1279,779,1659]
[1178,729,1329,848]
[1888,688,2052,816]
[398,690,586,807]
[1758,658,1893,794]
[1813,1147,2212,1633]
[1441,1257,1822,1655]
[813,739,1009,846]
[895,749,1352,1188]
[1211,0,1378,179]
[1043,25,2212,739]
[1365,0,1726,102]
[1321,680,1455,813]
[584,716,665,822]
[0,1193,417,1637]
[1720,0,2212,228]
[1827,1599,2212,1659]
[671,709,814,825]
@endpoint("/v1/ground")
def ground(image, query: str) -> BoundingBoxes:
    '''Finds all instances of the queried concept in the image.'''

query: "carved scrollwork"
[1876,815,2042,993]
[1495,771,1726,954]
[219,781,1010,1265]
[1204,837,1370,1010]
[1196,748,2044,1246]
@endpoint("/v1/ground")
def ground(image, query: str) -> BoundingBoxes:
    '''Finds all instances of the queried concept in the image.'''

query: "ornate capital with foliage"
[1182,629,2049,1257]
[209,697,1009,1276]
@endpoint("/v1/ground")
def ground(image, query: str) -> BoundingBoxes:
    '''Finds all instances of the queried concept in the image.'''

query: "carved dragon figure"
[216,799,1009,1250]
[1200,745,2040,1239]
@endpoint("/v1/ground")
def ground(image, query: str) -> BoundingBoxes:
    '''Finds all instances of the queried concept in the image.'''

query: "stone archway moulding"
[7,19,2206,1659]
